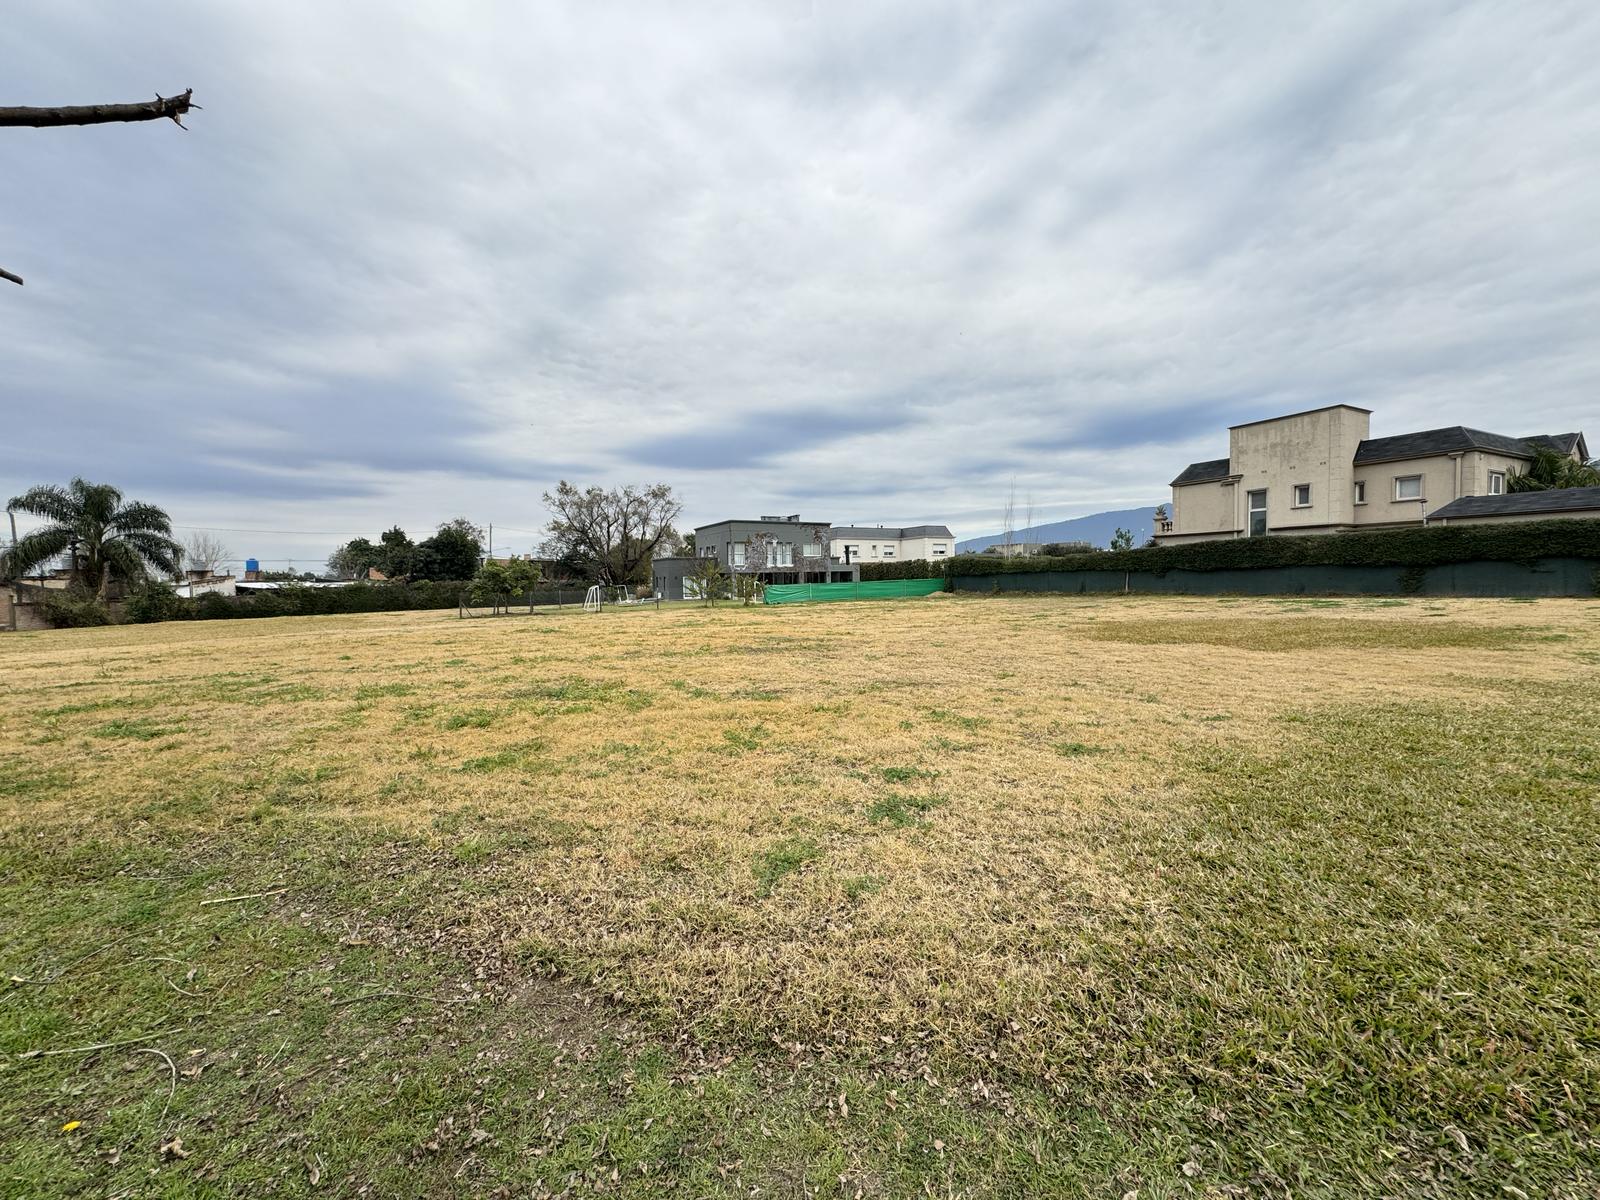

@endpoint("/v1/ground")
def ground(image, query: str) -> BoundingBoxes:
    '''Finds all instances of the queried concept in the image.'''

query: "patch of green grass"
[355,682,415,700]
[89,717,185,741]
[879,765,936,783]
[753,836,821,896]
[1087,693,1600,1193]
[0,761,69,796]
[865,792,946,827]
[721,724,770,752]
[513,677,619,702]
[441,708,496,730]
[924,708,991,731]
[843,875,883,900]
[38,695,157,717]
[668,678,717,699]
[457,741,547,773]
[1053,741,1105,757]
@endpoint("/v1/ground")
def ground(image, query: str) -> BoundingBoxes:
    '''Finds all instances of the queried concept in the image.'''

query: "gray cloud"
[624,405,916,470]
[4,0,1599,566]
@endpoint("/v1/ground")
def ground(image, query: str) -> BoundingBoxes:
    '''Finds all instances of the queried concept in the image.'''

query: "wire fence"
[457,587,662,618]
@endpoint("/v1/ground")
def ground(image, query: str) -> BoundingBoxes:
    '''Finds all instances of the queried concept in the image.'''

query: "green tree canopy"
[376,526,414,577]
[327,537,379,579]
[470,557,539,602]
[4,478,181,598]
[412,518,483,581]
[331,520,484,581]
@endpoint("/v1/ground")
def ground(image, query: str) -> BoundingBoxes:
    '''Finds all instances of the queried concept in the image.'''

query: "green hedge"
[148,580,472,622]
[945,520,1600,578]
[38,590,113,628]
[858,559,938,581]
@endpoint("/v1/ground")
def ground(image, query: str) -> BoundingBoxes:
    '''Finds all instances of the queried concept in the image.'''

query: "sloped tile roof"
[1354,426,1535,464]
[830,525,954,539]
[1427,486,1600,520]
[1170,458,1233,486]
[1519,432,1587,458]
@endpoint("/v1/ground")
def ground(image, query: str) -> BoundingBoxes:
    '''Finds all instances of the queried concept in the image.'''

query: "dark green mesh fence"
[763,578,945,604]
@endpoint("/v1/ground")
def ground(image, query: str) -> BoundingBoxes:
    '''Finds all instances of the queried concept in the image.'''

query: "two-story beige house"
[1155,405,1589,543]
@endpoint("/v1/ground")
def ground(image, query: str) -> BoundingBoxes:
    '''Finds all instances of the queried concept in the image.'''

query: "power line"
[167,524,378,536]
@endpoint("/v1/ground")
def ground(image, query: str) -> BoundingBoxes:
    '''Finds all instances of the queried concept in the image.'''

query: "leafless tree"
[1001,478,1017,555]
[541,481,683,585]
[179,531,231,577]
[656,526,692,558]
[2,89,198,287]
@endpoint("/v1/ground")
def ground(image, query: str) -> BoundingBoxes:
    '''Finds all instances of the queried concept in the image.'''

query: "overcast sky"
[5,1,1600,568]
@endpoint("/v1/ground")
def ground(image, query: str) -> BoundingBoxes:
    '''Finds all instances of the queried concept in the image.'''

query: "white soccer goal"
[583,585,603,613]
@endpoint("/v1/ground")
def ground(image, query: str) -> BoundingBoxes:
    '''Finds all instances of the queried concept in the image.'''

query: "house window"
[1353,481,1366,505]
[1247,490,1267,536]
[932,545,947,556]
[1488,471,1505,495]
[801,541,822,558]
[730,543,746,567]
[1292,484,1311,508]
[771,543,794,568]
[1395,475,1423,501]
[882,546,895,558]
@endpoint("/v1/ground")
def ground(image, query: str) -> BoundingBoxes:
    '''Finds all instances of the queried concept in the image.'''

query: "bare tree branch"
[2,89,199,289]
[0,88,198,129]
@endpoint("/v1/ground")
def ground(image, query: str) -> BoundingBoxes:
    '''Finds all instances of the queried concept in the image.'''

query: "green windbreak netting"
[763,578,946,604]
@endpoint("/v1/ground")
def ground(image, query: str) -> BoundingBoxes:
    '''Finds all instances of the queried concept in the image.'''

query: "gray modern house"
[652,515,860,600]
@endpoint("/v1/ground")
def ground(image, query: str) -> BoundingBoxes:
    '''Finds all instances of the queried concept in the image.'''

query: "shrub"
[194,592,237,621]
[124,581,193,624]
[38,589,112,628]
[859,559,938,581]
[945,520,1600,579]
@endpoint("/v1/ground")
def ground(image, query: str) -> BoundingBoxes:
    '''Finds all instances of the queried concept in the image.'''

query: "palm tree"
[4,478,182,599]
[1507,448,1600,493]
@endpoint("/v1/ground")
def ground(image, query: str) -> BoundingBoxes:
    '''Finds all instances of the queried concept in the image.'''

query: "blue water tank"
[245,558,260,573]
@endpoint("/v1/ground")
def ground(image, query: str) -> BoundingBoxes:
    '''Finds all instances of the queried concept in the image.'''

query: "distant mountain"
[956,506,1160,553]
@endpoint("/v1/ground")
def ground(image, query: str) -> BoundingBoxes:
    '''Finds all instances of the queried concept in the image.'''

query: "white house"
[828,524,956,565]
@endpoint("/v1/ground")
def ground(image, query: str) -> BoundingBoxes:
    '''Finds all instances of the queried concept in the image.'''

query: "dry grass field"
[3,593,1598,1197]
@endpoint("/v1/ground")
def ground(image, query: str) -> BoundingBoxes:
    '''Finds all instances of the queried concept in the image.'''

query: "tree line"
[2,475,689,626]
[327,519,484,581]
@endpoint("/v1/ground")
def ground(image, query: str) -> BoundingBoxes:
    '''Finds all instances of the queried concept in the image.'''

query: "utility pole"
[486,523,493,567]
